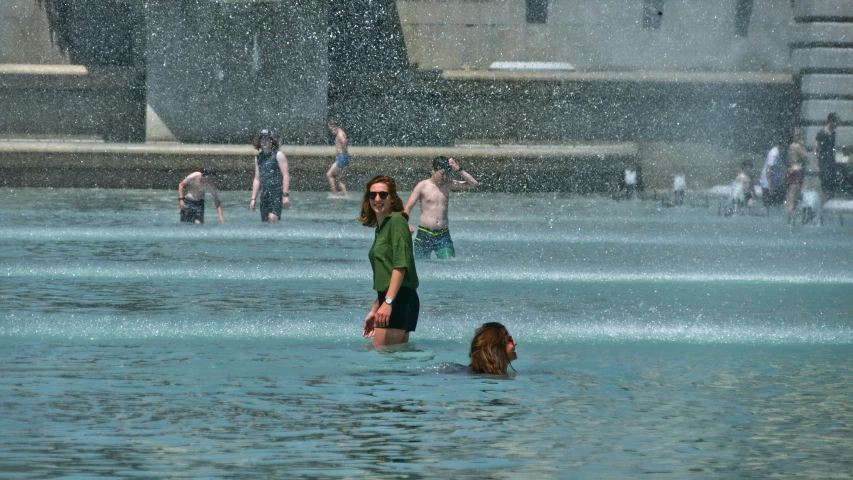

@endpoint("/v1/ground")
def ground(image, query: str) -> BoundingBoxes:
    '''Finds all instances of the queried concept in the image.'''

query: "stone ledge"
[0,64,144,89]
[0,140,639,192]
[440,70,794,84]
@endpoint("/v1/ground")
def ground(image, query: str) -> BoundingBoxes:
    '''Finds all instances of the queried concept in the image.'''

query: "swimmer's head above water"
[470,322,518,375]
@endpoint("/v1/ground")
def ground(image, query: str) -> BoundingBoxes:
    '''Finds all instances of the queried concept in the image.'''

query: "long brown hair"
[359,175,408,227]
[469,322,513,374]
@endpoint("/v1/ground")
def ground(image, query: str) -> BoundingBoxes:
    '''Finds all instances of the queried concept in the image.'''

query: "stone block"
[548,0,641,26]
[792,0,853,19]
[791,47,853,71]
[801,74,853,97]
[396,1,450,25]
[791,22,853,45]
[397,0,523,25]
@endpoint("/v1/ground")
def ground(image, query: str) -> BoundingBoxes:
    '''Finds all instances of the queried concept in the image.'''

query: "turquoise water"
[1,188,852,478]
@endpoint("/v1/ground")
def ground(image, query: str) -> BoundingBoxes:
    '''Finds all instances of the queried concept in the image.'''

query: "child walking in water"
[326,120,350,198]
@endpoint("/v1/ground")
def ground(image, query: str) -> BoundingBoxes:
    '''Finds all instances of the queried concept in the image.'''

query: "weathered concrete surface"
[0,1,67,64]
[145,0,328,144]
[398,0,794,72]
[0,64,145,142]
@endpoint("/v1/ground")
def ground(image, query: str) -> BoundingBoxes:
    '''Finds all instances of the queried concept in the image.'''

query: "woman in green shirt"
[359,175,419,346]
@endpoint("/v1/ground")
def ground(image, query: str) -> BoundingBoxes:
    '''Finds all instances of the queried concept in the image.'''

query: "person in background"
[250,129,290,223]
[326,120,350,198]
[785,127,810,212]
[404,156,479,260]
[760,139,785,207]
[815,112,841,203]
[360,175,420,347]
[469,322,518,375]
[735,161,754,209]
[178,168,225,224]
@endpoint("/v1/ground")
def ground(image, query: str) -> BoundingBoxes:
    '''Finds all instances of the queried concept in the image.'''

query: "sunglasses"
[367,191,390,200]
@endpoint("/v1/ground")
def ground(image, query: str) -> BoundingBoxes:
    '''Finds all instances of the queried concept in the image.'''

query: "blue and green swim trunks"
[414,226,455,259]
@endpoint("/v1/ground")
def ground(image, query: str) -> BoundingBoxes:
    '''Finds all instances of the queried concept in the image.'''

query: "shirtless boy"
[404,156,479,259]
[178,168,225,224]
[326,120,350,197]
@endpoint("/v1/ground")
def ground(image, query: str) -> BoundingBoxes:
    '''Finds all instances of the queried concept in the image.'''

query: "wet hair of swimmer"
[201,168,218,177]
[469,322,516,375]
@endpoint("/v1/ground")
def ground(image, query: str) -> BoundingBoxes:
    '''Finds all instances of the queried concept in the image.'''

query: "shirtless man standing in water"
[178,168,225,224]
[326,120,350,197]
[404,156,479,259]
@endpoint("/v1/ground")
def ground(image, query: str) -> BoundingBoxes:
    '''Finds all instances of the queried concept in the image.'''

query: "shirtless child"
[178,168,225,224]
[326,120,350,197]
[404,156,479,259]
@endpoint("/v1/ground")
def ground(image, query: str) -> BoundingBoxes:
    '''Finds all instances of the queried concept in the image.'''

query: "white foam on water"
[4,263,852,284]
[4,312,851,345]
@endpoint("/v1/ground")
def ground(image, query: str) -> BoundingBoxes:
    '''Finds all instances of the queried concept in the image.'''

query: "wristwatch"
[384,297,393,305]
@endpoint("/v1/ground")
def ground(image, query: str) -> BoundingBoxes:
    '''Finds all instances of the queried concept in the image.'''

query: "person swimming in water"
[469,322,518,374]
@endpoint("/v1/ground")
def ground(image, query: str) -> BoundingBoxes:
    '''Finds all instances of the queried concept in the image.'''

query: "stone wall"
[397,0,793,72]
[0,1,67,64]
[792,0,853,148]
[145,0,329,144]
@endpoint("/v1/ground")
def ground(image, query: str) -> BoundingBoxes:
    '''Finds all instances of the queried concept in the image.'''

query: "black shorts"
[180,198,205,223]
[259,189,282,221]
[377,287,419,332]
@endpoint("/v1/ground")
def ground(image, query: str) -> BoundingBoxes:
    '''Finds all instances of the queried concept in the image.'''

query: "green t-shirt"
[369,212,419,292]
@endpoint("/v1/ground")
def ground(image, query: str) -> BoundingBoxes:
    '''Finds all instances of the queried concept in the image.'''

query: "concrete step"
[792,0,853,20]
[801,73,853,98]
[791,47,853,72]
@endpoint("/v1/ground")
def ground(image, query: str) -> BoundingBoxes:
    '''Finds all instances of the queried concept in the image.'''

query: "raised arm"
[448,157,479,190]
